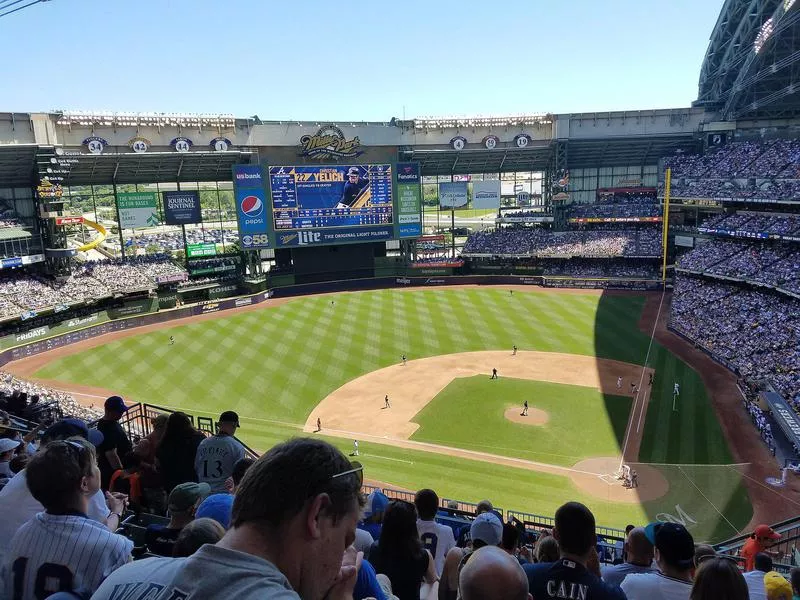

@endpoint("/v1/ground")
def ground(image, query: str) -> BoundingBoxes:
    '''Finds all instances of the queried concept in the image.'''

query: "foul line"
[737,471,800,509]
[360,453,414,464]
[619,289,666,471]
[679,465,740,534]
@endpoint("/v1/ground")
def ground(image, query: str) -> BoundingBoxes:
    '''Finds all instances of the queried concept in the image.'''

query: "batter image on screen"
[337,167,371,208]
[269,164,393,232]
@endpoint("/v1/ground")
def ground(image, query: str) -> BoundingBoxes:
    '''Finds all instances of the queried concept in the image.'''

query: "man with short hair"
[415,488,456,576]
[601,526,655,587]
[743,553,774,600]
[226,457,255,493]
[524,502,625,600]
[0,419,124,570]
[621,522,695,600]
[91,437,365,600]
[146,482,211,556]
[2,438,132,599]
[96,396,132,490]
[459,545,531,600]
[195,410,246,493]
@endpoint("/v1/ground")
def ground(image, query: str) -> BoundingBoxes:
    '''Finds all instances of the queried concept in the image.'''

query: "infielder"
[491,368,498,380]
[402,354,407,366]
[617,376,622,389]
[512,345,517,356]
[316,418,321,432]
[384,395,391,409]
[521,400,528,416]
[353,439,359,456]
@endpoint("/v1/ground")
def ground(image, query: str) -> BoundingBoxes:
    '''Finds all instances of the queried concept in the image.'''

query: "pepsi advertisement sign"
[235,187,270,248]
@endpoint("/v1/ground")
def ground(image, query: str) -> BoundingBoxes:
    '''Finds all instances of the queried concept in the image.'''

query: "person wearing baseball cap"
[96,395,132,491]
[0,437,21,480]
[621,522,695,599]
[764,570,793,600]
[196,492,235,530]
[337,166,370,209]
[525,502,625,600]
[195,410,245,494]
[146,481,211,556]
[741,524,782,571]
[359,490,390,540]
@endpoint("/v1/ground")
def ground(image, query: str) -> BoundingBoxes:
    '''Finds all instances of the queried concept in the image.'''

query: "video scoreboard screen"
[269,165,393,231]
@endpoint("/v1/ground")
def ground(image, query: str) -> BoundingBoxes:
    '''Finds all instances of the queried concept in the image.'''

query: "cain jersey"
[2,512,132,599]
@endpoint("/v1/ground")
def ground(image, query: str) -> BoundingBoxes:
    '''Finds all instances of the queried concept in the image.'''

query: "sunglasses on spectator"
[331,461,363,488]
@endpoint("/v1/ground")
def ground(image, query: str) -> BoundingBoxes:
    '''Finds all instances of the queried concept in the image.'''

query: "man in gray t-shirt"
[601,527,655,588]
[92,437,365,600]
[195,410,246,493]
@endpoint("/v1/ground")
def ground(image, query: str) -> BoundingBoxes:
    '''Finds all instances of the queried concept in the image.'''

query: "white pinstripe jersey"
[1,512,132,600]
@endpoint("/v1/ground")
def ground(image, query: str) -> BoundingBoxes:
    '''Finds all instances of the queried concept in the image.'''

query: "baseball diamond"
[8,286,760,541]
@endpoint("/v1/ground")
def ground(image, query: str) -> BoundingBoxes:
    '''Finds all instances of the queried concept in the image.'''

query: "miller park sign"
[299,124,363,160]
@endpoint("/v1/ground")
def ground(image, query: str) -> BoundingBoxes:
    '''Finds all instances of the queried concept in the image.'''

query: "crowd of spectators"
[0,256,189,320]
[677,240,800,295]
[0,416,794,599]
[569,193,661,220]
[127,228,238,252]
[463,228,662,258]
[670,275,800,409]
[701,212,800,237]
[662,139,800,201]
[541,260,659,279]
[744,397,777,456]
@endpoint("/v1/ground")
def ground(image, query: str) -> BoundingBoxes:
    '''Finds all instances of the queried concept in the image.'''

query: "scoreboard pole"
[451,207,456,258]
[661,168,671,283]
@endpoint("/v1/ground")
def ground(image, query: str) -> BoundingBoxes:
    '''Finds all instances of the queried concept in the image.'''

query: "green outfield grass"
[412,377,632,466]
[32,288,753,539]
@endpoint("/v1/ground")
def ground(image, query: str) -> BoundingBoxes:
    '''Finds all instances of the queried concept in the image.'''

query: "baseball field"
[15,287,758,542]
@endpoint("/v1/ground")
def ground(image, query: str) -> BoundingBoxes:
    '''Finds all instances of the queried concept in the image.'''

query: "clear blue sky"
[1,0,723,120]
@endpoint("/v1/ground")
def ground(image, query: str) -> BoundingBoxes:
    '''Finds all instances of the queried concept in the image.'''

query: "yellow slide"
[77,219,107,252]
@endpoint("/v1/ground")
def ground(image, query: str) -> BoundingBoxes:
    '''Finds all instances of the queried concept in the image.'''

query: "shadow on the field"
[592,290,752,542]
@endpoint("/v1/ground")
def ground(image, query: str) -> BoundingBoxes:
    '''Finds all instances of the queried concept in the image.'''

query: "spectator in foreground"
[196,492,235,530]
[765,571,794,600]
[693,544,716,570]
[743,552,774,600]
[524,502,625,600]
[156,411,206,492]
[195,410,246,493]
[96,396,132,491]
[92,437,365,600]
[134,413,168,513]
[415,488,456,576]
[791,567,800,600]
[690,556,748,600]
[171,517,226,557]
[359,490,390,540]
[601,526,655,587]
[227,456,255,493]
[621,522,695,600]
[146,482,211,556]
[2,438,132,599]
[741,524,781,571]
[457,500,495,547]
[535,535,560,563]
[459,545,530,600]
[369,500,437,600]
[0,419,124,568]
[440,512,503,600]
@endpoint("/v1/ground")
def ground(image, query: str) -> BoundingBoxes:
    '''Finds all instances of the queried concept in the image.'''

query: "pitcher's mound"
[570,457,670,503]
[504,407,549,426]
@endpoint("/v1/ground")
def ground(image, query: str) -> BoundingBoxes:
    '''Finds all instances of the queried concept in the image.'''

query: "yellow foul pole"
[662,168,671,283]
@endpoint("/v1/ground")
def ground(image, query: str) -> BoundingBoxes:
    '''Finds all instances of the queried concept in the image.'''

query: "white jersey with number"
[1,512,132,599]
[417,518,456,576]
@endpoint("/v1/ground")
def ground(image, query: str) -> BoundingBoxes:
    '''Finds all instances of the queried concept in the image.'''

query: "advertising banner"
[208,284,239,300]
[107,298,157,319]
[157,291,178,309]
[275,226,393,247]
[155,272,189,284]
[55,216,84,226]
[0,257,23,269]
[163,191,202,225]
[472,181,501,209]
[117,192,160,229]
[233,165,271,249]
[396,162,422,238]
[187,243,217,258]
[439,182,468,208]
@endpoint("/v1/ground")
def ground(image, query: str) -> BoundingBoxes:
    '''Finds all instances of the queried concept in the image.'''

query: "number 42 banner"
[117,192,160,229]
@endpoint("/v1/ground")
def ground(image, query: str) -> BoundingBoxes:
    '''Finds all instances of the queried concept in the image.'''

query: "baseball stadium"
[2,0,800,587]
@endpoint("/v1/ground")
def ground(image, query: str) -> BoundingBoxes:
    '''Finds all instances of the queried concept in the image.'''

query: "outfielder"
[402,354,407,366]
[353,439,359,456]
[617,376,622,389]
[673,382,680,396]
[169,336,174,345]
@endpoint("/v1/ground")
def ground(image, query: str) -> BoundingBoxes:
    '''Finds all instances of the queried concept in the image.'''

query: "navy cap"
[347,167,359,176]
[104,396,129,413]
[42,418,104,447]
[646,522,695,569]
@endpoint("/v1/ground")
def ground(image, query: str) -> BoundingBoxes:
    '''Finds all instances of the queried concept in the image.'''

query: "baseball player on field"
[384,395,391,409]
[617,376,622,389]
[1,438,132,599]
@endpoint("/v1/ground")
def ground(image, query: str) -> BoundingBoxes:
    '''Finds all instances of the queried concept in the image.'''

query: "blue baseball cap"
[363,491,390,519]
[195,493,234,530]
[104,396,129,413]
[42,418,104,447]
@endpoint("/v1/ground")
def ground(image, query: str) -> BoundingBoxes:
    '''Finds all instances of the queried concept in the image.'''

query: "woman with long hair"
[369,500,437,600]
[155,412,206,493]
[690,556,749,600]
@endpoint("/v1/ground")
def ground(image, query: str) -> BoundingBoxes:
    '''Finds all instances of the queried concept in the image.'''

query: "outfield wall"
[0,275,662,366]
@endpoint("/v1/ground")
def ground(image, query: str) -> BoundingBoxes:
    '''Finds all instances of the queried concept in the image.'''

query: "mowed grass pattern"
[412,377,632,465]
[34,288,752,538]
